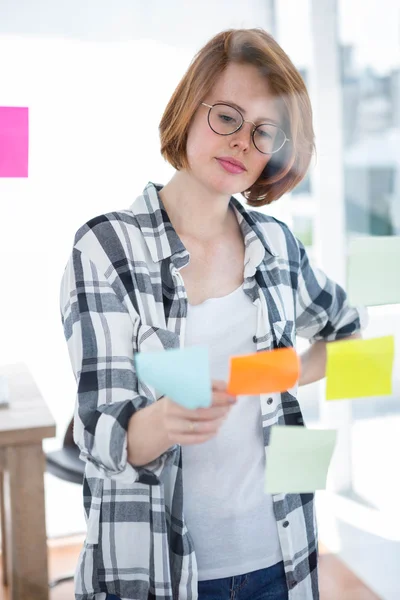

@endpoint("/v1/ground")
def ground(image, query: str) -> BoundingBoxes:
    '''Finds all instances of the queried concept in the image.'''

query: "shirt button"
[267,397,273,405]
[283,520,290,528]
[252,335,257,343]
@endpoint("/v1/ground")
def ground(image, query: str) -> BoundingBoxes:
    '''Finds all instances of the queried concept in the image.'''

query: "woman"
[60,28,362,600]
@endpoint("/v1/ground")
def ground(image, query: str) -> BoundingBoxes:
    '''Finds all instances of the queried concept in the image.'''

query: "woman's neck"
[158,171,234,242]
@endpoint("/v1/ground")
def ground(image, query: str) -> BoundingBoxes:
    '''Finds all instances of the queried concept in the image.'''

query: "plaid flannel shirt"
[60,181,362,600]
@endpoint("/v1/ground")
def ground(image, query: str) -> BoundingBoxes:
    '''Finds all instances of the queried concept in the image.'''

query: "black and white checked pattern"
[60,182,362,600]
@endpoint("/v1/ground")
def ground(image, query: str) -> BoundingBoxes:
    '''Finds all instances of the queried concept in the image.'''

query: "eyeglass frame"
[201,102,290,155]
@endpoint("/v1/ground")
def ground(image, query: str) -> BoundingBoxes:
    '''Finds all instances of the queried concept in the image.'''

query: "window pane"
[338,0,400,565]
[340,0,400,237]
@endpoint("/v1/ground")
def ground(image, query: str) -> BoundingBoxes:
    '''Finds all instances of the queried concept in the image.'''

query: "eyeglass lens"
[208,104,286,154]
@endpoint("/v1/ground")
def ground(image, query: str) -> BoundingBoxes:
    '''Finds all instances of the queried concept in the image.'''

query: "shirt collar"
[130,181,278,272]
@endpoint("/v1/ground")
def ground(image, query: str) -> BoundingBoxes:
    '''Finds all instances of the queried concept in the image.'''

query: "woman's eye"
[256,129,273,139]
[219,113,234,122]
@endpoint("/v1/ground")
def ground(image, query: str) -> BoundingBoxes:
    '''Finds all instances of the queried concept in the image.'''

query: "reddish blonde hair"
[159,28,315,207]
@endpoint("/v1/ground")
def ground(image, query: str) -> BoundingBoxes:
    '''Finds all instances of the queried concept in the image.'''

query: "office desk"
[0,363,56,600]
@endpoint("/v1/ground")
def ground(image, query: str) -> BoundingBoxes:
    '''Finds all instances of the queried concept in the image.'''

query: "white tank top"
[182,285,283,581]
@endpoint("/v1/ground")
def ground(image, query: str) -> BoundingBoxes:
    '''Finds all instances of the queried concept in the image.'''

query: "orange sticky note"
[228,348,300,395]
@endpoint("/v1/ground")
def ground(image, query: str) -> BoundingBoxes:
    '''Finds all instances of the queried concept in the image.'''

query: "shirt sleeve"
[60,247,177,484]
[295,239,367,341]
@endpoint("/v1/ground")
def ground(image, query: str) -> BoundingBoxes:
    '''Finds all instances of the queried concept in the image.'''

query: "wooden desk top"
[0,362,56,447]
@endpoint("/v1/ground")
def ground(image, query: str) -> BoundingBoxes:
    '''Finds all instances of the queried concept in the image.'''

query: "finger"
[165,396,234,417]
[211,379,227,392]
[164,397,206,417]
[167,416,226,435]
[165,402,219,420]
[190,405,231,421]
[174,432,217,445]
[211,391,237,407]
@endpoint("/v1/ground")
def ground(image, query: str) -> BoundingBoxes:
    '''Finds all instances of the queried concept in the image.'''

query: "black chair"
[46,416,85,588]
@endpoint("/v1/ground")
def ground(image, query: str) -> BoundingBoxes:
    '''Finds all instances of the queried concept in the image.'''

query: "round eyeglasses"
[201,102,289,155]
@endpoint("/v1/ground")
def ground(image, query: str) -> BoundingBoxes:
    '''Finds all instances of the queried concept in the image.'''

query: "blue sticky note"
[135,346,212,409]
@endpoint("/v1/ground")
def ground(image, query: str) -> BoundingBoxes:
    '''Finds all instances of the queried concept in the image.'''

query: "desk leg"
[0,468,8,586]
[4,444,49,600]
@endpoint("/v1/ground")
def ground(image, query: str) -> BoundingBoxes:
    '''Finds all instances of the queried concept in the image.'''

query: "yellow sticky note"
[326,335,395,400]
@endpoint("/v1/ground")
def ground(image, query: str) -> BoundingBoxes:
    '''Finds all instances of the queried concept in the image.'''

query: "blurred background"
[0,1,399,598]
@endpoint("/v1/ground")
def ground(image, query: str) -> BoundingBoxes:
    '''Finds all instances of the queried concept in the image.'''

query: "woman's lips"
[216,158,246,174]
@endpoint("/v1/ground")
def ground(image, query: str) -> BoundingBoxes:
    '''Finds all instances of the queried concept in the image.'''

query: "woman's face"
[185,62,283,197]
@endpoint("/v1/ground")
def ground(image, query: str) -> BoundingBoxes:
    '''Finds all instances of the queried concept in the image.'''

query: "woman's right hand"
[160,380,237,446]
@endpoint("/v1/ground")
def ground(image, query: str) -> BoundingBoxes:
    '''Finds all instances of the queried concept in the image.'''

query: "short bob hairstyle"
[159,28,315,207]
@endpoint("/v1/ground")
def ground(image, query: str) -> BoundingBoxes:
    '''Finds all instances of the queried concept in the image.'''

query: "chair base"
[49,572,75,588]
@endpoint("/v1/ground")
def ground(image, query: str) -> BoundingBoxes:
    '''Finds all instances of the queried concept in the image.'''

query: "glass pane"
[338,0,400,524]
[340,0,400,237]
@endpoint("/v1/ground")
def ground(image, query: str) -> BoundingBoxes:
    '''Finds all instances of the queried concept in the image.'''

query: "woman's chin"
[202,174,246,197]
[187,164,249,196]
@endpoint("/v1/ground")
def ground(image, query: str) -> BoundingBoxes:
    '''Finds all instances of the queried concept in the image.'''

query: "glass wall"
[275,1,399,597]
[1,2,398,596]
[337,5,400,597]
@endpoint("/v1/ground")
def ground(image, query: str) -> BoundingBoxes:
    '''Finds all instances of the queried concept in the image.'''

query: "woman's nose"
[229,122,253,151]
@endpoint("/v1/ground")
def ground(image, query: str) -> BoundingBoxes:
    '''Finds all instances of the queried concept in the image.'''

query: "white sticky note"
[265,426,337,494]
[347,236,400,306]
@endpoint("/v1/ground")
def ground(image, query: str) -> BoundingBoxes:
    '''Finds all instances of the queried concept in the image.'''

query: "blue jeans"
[198,562,289,600]
[106,562,289,600]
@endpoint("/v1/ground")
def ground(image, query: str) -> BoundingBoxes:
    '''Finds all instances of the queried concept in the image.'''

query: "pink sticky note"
[0,107,29,177]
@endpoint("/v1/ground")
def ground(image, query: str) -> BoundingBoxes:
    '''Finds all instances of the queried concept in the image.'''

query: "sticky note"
[0,107,29,178]
[265,426,337,494]
[228,347,300,395]
[326,335,394,400]
[347,236,400,306]
[135,346,211,409]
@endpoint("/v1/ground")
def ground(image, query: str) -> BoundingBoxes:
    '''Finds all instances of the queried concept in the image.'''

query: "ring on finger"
[188,421,197,432]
